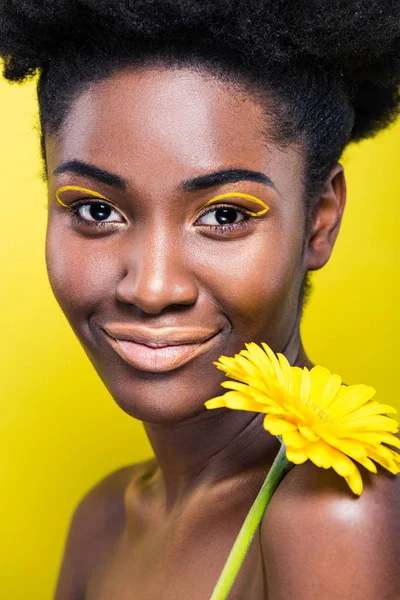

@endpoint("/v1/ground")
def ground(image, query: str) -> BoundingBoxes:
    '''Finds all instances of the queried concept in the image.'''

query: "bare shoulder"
[261,456,400,600]
[54,458,156,600]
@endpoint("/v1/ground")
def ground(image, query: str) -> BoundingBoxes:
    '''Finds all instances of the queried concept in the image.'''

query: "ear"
[306,162,347,271]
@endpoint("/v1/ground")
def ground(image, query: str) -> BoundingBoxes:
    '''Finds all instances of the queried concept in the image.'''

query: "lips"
[102,323,220,372]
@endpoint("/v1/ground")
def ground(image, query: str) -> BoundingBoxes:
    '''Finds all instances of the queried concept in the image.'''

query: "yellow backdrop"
[1,76,399,599]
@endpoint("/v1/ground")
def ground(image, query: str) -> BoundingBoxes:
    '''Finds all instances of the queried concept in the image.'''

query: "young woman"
[1,1,399,598]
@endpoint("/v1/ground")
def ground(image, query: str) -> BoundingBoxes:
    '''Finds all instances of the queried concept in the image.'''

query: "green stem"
[210,443,293,600]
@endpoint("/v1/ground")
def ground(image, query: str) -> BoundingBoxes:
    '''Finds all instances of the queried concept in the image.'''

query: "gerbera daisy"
[205,341,400,495]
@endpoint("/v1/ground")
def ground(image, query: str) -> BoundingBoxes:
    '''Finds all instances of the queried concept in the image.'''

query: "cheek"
[45,221,117,320]
[192,225,305,333]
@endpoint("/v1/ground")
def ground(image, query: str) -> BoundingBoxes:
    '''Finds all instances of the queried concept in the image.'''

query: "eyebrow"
[53,160,279,195]
[180,168,280,195]
[53,160,127,191]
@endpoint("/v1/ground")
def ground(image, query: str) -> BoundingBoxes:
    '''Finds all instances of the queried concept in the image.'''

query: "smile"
[103,328,221,373]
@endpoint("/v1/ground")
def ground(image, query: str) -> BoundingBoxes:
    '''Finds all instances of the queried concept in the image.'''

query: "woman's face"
[44,66,315,423]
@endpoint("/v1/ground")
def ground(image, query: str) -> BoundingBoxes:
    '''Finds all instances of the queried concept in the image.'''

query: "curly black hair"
[0,0,399,221]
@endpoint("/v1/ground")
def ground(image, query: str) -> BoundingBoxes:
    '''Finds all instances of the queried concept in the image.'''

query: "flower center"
[302,398,332,423]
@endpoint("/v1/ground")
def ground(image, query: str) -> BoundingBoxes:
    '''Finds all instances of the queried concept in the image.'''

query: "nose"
[115,227,199,314]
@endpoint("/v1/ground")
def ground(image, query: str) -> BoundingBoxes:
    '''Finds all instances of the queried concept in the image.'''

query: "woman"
[1,1,399,598]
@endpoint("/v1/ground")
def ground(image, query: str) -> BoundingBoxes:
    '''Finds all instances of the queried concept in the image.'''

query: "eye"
[197,205,248,227]
[68,200,125,227]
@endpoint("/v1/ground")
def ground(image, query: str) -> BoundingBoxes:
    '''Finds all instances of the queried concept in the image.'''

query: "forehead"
[46,66,304,197]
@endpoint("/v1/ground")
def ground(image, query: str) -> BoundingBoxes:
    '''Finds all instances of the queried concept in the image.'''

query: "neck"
[143,323,313,510]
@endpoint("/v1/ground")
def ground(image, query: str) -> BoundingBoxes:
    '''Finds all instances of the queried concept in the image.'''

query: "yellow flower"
[205,342,400,495]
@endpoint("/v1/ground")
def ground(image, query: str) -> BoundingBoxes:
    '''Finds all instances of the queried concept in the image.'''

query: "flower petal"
[338,415,399,433]
[328,450,365,493]
[221,383,286,412]
[285,445,310,464]
[263,415,297,435]
[321,374,343,408]
[242,342,276,378]
[309,366,333,403]
[282,430,309,449]
[261,343,284,384]
[344,468,363,496]
[205,396,227,409]
[352,455,378,474]
[345,432,400,449]
[291,366,304,397]
[307,440,336,469]
[277,353,293,390]
[225,396,268,412]
[298,424,320,442]
[315,427,368,460]
[364,445,400,475]
[329,384,376,417]
[300,367,311,403]
[341,402,397,420]
[220,380,251,392]
[284,395,316,426]
[329,447,357,478]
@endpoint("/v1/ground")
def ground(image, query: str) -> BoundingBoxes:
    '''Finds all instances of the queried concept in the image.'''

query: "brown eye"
[198,206,246,226]
[68,200,125,227]
[77,202,123,222]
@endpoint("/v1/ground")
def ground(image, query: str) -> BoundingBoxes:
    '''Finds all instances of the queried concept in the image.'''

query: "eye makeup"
[55,185,120,208]
[199,192,270,217]
[56,186,269,215]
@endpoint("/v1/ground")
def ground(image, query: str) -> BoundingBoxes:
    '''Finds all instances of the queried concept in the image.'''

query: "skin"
[47,66,400,599]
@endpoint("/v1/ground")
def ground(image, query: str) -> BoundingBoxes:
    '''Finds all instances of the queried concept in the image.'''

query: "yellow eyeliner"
[55,187,269,217]
[200,192,269,217]
[55,185,119,208]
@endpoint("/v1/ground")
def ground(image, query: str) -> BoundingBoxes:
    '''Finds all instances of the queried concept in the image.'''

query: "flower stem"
[210,443,293,600]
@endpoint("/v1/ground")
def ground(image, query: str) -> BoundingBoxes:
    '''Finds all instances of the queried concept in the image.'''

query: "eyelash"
[66,199,256,233]
[67,200,118,230]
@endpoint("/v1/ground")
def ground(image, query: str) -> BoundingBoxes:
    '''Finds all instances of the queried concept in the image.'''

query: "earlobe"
[306,163,347,271]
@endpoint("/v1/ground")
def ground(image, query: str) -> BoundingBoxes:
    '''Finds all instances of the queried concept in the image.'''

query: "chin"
[94,361,225,424]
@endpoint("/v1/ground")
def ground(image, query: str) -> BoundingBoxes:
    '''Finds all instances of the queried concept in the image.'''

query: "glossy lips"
[103,324,220,372]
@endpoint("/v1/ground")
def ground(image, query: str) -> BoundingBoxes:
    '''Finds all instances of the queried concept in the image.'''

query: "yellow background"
[1,75,399,599]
